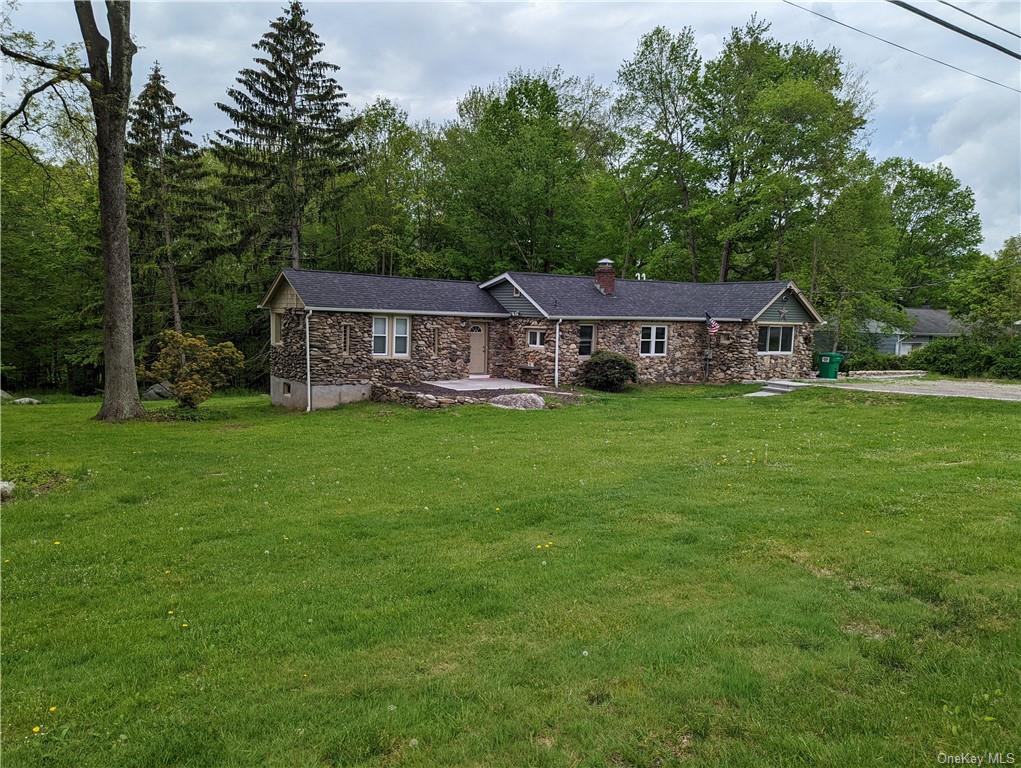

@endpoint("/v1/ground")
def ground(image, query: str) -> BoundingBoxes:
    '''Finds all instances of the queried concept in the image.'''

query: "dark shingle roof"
[275,268,509,315]
[267,267,820,322]
[906,308,964,336]
[503,272,797,320]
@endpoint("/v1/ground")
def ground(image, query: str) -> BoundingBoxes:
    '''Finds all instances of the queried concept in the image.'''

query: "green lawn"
[2,387,1019,766]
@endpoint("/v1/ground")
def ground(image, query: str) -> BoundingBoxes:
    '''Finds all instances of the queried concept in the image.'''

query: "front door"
[469,323,488,374]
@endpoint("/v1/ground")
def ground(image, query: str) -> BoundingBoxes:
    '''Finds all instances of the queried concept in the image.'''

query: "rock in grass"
[0,389,12,400]
[12,397,40,405]
[488,393,545,410]
[142,381,174,401]
[0,481,14,500]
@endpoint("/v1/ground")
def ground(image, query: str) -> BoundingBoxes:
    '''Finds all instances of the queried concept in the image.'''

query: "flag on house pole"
[705,313,720,335]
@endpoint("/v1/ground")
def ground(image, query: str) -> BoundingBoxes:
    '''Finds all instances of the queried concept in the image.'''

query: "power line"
[782,1,1021,94]
[886,0,1021,60]
[937,0,1021,40]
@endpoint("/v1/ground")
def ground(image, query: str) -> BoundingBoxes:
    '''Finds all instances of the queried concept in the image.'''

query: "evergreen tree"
[214,1,357,268]
[127,63,205,335]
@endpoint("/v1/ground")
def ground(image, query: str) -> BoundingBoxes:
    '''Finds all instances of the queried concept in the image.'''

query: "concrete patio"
[425,377,544,392]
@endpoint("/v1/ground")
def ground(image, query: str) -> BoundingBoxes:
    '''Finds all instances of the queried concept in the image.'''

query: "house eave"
[750,281,824,324]
[303,306,511,318]
[258,272,303,309]
[478,273,550,318]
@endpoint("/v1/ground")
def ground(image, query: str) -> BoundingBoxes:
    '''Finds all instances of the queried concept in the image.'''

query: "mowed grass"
[1,387,1019,767]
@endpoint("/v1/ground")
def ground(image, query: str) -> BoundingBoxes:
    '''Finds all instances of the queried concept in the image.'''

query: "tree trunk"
[719,239,732,282]
[290,212,301,269]
[162,262,182,333]
[76,1,144,421]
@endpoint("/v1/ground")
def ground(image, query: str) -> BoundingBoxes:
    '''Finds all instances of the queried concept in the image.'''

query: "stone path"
[815,378,1021,402]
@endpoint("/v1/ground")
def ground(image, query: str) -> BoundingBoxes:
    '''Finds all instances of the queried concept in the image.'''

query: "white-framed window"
[372,316,388,355]
[372,316,411,358]
[757,325,794,354]
[578,324,595,357]
[393,317,410,357]
[640,325,667,356]
[512,286,521,298]
[527,328,547,347]
[270,312,283,345]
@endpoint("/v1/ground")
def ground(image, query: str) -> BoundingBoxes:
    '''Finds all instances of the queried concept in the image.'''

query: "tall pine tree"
[214,1,357,268]
[127,63,206,335]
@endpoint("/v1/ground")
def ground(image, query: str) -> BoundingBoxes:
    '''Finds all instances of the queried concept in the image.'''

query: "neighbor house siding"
[756,290,812,323]
[486,282,543,317]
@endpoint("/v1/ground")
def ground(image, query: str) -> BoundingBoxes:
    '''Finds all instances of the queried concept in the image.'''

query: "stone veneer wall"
[490,318,813,384]
[272,308,815,388]
[270,309,473,386]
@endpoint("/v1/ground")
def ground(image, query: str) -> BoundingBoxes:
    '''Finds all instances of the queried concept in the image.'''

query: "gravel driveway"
[817,378,1021,402]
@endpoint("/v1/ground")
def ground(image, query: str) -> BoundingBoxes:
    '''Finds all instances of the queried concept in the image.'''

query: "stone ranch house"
[260,260,822,409]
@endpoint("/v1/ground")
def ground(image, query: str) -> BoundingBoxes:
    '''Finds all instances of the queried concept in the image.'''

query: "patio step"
[745,379,812,397]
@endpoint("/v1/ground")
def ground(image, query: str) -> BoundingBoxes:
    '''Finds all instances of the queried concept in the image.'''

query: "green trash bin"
[817,352,843,379]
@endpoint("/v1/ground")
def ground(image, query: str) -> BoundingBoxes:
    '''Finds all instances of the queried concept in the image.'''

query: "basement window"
[757,326,794,354]
[527,329,547,348]
[283,381,291,397]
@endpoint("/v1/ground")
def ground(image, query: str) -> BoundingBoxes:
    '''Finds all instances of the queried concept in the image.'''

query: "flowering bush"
[140,331,244,408]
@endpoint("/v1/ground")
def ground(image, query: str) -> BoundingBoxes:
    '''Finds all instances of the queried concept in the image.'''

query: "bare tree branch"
[0,42,91,76]
[1,71,84,131]
[1,133,54,179]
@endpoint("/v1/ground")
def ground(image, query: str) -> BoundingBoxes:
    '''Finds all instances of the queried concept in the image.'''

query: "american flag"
[705,313,720,335]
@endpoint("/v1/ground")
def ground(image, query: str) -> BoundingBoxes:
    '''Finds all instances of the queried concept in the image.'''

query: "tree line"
[2,1,1015,402]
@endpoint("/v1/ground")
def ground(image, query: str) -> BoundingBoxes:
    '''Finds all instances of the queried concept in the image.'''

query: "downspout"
[554,318,563,388]
[305,308,313,412]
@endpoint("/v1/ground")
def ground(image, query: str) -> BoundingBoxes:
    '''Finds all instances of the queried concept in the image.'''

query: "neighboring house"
[866,308,965,356]
[260,259,822,409]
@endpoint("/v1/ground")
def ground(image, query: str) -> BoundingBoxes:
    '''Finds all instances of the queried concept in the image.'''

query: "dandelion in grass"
[32,725,41,734]
[181,623,189,629]
[53,540,61,545]
[48,706,57,713]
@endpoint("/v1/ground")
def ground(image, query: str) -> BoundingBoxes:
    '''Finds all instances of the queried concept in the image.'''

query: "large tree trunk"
[719,239,732,282]
[76,1,144,421]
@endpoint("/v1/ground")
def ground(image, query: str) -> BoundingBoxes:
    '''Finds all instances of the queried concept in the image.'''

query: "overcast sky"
[7,0,1020,250]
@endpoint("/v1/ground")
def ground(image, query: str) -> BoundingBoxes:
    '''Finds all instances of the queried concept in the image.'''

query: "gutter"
[305,308,313,413]
[554,318,563,388]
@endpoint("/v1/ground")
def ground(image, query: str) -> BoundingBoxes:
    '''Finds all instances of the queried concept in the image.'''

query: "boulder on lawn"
[489,393,545,410]
[0,481,14,501]
[12,397,40,405]
[142,381,175,401]
[0,389,12,400]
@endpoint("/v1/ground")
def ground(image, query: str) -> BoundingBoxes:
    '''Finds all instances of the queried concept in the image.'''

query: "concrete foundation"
[270,376,372,410]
